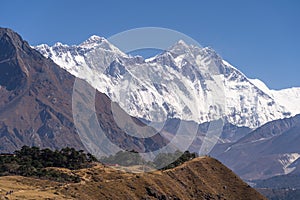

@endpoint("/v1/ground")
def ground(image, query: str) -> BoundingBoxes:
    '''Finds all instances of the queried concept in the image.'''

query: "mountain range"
[35,36,300,129]
[212,114,300,180]
[33,34,300,186]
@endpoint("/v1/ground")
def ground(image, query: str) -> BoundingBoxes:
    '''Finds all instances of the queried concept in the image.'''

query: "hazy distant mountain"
[212,114,300,181]
[35,37,300,130]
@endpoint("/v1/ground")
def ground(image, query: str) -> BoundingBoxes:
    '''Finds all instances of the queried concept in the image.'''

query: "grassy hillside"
[0,156,266,200]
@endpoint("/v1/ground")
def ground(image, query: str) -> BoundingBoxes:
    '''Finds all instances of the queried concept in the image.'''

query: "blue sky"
[1,0,299,89]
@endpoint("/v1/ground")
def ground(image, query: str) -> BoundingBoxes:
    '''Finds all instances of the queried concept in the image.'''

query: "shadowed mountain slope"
[0,28,166,153]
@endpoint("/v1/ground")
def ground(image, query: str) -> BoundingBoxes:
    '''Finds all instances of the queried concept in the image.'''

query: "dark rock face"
[0,28,166,153]
[0,28,82,152]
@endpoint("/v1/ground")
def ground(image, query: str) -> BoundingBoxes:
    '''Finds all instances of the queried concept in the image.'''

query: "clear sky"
[1,0,299,89]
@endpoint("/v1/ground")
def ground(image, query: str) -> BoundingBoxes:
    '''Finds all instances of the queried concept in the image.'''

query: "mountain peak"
[176,39,189,47]
[168,39,191,52]
[53,42,69,47]
[0,27,29,54]
[80,35,105,47]
[78,35,126,55]
[89,35,103,41]
[0,28,42,91]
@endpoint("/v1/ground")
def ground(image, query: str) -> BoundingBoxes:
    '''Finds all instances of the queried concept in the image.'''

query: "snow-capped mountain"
[249,79,300,116]
[35,36,126,77]
[35,36,300,128]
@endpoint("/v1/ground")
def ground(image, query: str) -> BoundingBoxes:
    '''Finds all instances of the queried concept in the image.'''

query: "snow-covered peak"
[249,78,271,95]
[248,78,300,116]
[177,39,188,46]
[80,35,105,47]
[79,35,127,57]
[168,40,201,57]
[201,46,219,57]
[34,37,300,129]
[169,40,190,51]
[34,35,128,74]
[87,35,104,42]
[53,42,69,48]
[147,41,214,64]
[35,43,49,49]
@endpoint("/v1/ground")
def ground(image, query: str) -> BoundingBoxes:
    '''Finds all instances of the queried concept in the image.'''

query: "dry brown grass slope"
[0,156,266,200]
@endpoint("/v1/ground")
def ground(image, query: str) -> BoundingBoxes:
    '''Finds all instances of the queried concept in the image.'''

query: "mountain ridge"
[35,35,300,129]
[0,156,267,200]
[211,114,300,181]
[0,28,167,153]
